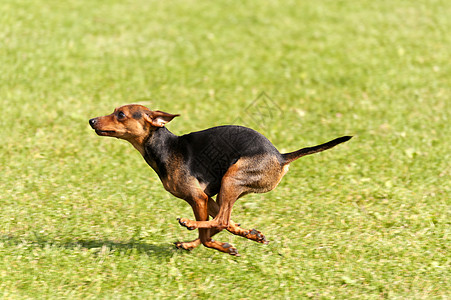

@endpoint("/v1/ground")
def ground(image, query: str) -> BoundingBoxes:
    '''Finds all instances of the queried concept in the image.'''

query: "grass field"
[1,0,450,298]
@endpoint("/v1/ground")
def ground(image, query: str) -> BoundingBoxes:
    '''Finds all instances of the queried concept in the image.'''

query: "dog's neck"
[142,126,178,178]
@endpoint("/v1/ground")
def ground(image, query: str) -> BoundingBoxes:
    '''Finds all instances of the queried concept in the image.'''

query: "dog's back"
[179,125,283,196]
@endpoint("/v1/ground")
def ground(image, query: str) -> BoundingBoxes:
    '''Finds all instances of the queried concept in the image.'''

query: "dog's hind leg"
[206,197,268,244]
[175,197,243,251]
[176,192,240,256]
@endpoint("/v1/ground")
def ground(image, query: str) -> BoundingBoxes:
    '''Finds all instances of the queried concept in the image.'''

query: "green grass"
[1,0,450,298]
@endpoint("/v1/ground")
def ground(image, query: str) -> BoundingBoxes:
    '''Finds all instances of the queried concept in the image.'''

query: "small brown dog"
[89,104,351,256]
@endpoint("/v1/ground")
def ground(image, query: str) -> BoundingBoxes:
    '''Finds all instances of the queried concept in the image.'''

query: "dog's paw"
[174,241,194,251]
[246,229,269,244]
[174,241,189,250]
[174,238,202,251]
[177,218,196,230]
[222,242,240,256]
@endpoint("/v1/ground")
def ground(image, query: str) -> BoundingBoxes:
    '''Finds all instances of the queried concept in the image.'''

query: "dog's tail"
[281,136,352,164]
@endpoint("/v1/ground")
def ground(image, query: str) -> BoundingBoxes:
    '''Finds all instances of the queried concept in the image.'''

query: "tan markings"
[229,155,288,194]
[274,164,290,187]
[91,104,175,155]
[174,239,201,250]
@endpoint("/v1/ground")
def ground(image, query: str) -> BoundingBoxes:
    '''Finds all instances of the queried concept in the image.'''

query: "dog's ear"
[144,110,179,127]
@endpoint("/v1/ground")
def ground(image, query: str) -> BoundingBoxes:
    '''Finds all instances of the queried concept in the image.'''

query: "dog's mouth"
[95,129,116,136]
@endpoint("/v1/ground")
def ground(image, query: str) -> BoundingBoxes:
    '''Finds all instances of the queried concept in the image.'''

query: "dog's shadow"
[1,234,177,257]
[68,239,177,257]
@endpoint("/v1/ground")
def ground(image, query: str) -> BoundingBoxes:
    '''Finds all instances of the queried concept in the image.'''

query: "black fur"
[143,126,282,196]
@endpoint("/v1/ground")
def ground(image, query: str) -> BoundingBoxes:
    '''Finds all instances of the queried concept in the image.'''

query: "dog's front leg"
[177,193,239,256]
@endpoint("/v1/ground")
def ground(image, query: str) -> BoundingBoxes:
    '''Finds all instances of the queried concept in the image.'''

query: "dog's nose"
[89,118,97,128]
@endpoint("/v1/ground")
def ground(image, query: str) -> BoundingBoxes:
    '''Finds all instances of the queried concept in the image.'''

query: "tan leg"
[174,238,201,250]
[209,197,268,244]
[176,193,239,256]
[177,188,240,230]
[177,164,243,230]
[176,195,268,253]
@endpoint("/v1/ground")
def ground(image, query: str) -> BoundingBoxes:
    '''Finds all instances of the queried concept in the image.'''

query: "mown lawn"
[1,0,450,298]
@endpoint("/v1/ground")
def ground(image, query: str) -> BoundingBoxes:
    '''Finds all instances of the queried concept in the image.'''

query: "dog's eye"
[117,111,126,120]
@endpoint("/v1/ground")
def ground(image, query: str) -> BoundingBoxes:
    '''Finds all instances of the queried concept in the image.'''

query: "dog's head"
[89,104,179,151]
